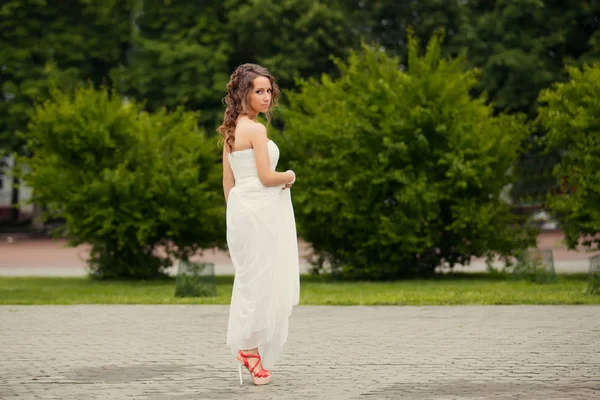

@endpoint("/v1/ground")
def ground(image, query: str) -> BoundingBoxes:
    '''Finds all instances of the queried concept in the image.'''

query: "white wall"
[0,156,33,213]
[0,156,13,207]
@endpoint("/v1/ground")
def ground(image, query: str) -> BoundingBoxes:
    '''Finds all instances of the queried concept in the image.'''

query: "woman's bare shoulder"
[236,118,267,140]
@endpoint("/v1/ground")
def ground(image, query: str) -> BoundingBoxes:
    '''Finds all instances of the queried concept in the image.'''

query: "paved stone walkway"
[1,305,599,399]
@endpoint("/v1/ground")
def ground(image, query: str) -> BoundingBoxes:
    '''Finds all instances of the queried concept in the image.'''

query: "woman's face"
[248,76,273,115]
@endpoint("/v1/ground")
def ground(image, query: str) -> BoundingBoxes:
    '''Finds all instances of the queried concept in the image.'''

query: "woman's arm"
[248,124,295,187]
[222,147,235,203]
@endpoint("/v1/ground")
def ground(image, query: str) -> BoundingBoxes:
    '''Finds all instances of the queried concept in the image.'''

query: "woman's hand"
[283,170,296,190]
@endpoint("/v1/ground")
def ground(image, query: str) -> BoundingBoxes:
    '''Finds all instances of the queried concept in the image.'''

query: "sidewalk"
[0,238,313,276]
[1,305,599,399]
[0,231,596,276]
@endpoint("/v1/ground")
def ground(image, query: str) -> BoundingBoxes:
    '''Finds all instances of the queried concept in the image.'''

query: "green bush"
[274,31,535,279]
[537,64,600,251]
[23,86,225,279]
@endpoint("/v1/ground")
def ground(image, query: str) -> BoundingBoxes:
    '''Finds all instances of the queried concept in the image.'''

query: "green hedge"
[538,63,600,251]
[275,31,536,279]
[22,86,225,279]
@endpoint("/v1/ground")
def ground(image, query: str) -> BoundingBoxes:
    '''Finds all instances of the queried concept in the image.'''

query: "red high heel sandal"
[236,350,272,386]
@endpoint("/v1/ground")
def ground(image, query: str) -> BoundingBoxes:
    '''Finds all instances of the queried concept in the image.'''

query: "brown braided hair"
[217,63,281,153]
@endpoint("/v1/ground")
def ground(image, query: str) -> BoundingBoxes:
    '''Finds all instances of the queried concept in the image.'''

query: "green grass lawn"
[1,273,598,305]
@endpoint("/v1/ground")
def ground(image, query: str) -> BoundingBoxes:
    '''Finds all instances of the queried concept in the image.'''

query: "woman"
[218,63,300,386]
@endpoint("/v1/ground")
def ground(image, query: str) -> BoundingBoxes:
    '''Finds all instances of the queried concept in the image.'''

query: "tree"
[344,0,600,119]
[0,0,130,220]
[0,0,131,152]
[22,86,225,279]
[448,1,600,207]
[342,0,468,57]
[111,0,233,132]
[537,63,600,250]
[274,31,535,279]
[453,0,600,117]
[228,0,354,90]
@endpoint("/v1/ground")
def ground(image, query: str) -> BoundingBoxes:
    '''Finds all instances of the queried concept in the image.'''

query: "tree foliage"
[2,0,600,274]
[0,0,130,153]
[343,0,468,57]
[346,0,600,118]
[229,0,353,89]
[275,32,535,279]
[111,0,233,131]
[453,0,600,117]
[22,86,225,279]
[3,0,600,147]
[538,63,600,250]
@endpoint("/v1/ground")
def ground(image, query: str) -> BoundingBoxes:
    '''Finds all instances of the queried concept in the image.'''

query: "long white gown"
[225,139,300,369]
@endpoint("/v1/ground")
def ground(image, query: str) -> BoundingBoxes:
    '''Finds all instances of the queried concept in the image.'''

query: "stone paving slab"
[1,305,599,399]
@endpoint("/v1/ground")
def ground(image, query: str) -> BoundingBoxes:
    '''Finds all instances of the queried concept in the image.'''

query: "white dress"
[225,139,300,369]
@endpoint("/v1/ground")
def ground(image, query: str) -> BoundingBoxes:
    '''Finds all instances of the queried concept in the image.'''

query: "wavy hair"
[217,63,281,153]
